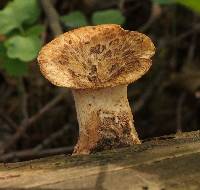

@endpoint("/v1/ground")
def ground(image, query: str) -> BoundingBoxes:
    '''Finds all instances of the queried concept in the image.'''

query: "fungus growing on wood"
[37,24,155,154]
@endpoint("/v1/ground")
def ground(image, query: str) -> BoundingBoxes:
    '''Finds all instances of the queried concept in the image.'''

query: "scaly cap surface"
[38,24,155,89]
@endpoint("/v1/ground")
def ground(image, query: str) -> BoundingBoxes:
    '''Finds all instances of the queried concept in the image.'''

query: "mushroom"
[37,24,155,154]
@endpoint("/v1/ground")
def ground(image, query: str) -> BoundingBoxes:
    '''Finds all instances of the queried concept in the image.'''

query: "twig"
[1,93,65,155]
[159,23,200,51]
[33,124,71,151]
[195,91,200,99]
[132,70,165,112]
[186,17,197,65]
[176,92,187,134]
[82,0,119,11]
[176,18,196,134]
[0,147,73,162]
[18,78,29,120]
[28,93,64,125]
[40,0,63,36]
[0,87,12,106]
[139,4,161,32]
[41,19,48,45]
[0,110,18,131]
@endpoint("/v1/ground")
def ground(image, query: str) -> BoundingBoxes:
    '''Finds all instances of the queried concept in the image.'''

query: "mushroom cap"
[38,24,155,89]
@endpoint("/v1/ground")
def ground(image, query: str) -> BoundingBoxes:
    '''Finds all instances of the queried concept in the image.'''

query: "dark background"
[0,0,199,162]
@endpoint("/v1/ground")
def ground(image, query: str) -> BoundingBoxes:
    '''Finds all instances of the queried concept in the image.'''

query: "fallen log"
[0,130,200,190]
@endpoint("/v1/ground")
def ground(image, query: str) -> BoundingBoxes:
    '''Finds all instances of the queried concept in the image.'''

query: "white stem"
[72,85,140,154]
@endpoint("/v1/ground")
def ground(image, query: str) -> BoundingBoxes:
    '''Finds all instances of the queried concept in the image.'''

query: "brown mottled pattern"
[73,109,138,154]
[37,24,155,89]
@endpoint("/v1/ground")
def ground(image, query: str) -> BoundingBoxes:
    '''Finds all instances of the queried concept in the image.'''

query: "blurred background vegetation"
[0,0,200,162]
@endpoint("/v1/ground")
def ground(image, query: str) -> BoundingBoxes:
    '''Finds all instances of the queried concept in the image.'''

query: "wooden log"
[0,130,200,190]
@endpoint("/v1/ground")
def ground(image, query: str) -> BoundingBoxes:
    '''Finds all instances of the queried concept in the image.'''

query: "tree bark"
[0,130,200,190]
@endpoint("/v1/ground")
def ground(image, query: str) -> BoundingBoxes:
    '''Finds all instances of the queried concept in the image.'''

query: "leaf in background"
[0,43,6,58]
[4,35,41,62]
[0,0,40,34]
[61,11,88,28]
[25,25,44,36]
[0,6,19,34]
[92,9,125,25]
[153,0,175,5]
[2,58,28,77]
[18,0,40,25]
[0,43,6,69]
[176,0,200,14]
[0,43,28,76]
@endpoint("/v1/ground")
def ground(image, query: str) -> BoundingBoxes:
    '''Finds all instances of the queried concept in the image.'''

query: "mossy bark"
[0,131,200,189]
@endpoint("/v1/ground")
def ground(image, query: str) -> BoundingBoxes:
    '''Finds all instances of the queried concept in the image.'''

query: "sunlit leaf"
[176,0,200,13]
[0,0,40,34]
[92,9,125,25]
[4,35,41,62]
[61,11,88,28]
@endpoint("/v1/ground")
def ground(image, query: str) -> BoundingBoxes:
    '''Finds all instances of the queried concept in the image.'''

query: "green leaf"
[0,43,6,58]
[153,0,175,5]
[153,0,200,13]
[0,6,19,34]
[25,25,44,36]
[2,58,28,77]
[0,43,28,76]
[92,9,125,25]
[4,35,41,62]
[11,0,40,25]
[61,11,88,28]
[0,0,40,34]
[176,0,200,13]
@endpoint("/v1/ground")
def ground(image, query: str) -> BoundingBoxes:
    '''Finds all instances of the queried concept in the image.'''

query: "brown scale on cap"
[38,24,155,89]
[37,24,155,155]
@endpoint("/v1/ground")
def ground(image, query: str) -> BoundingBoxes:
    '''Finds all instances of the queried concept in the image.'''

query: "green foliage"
[0,43,28,76]
[25,25,44,36]
[2,58,28,77]
[153,0,174,5]
[0,43,5,58]
[61,11,88,28]
[1,0,198,77]
[61,9,125,29]
[176,0,200,13]
[92,9,125,25]
[5,35,41,62]
[0,0,41,77]
[153,0,200,14]
[0,0,40,35]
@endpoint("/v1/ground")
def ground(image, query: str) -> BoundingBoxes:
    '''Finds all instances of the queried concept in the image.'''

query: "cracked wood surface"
[0,130,200,190]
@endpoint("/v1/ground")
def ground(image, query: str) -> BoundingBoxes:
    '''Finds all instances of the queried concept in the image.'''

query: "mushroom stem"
[72,85,141,154]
